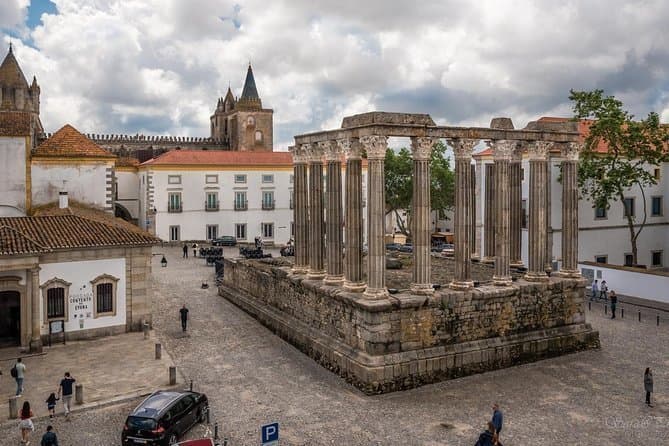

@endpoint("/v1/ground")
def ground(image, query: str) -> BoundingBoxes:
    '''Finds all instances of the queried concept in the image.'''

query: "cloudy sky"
[2,0,669,149]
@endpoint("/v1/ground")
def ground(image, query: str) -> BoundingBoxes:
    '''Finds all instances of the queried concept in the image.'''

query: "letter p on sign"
[261,422,279,445]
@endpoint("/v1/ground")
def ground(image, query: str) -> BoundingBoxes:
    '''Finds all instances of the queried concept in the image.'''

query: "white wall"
[579,263,669,304]
[32,161,111,209]
[39,258,126,334]
[115,170,140,218]
[0,136,27,216]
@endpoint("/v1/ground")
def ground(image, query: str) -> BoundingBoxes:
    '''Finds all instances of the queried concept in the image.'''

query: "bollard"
[155,343,162,360]
[214,422,219,439]
[169,366,177,386]
[8,397,18,419]
[605,305,607,315]
[143,321,150,339]
[588,301,591,311]
[658,315,660,326]
[621,307,624,318]
[206,407,210,424]
[190,380,193,392]
[639,310,641,322]
[75,383,84,405]
[223,439,228,446]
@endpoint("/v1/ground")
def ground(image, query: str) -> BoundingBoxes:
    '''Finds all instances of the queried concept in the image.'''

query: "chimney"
[59,191,69,209]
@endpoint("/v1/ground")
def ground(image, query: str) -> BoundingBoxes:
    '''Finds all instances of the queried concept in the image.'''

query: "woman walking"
[644,367,654,407]
[19,400,34,444]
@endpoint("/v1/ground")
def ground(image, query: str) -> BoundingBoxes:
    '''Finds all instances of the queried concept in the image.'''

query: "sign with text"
[261,422,279,445]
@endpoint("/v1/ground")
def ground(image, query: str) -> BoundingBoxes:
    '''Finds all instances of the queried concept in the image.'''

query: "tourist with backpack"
[12,357,26,396]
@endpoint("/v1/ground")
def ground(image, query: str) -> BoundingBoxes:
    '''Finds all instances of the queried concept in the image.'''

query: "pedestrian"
[57,372,76,420]
[644,367,654,407]
[182,244,188,258]
[40,425,58,446]
[45,392,59,418]
[180,304,189,332]
[591,279,599,301]
[600,280,608,300]
[12,357,26,396]
[610,290,618,319]
[475,421,498,446]
[491,403,503,441]
[193,243,198,257]
[19,400,34,445]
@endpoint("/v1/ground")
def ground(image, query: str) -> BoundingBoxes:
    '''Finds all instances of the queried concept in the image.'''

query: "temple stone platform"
[219,257,600,394]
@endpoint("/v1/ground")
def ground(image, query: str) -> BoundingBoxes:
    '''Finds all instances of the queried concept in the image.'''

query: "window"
[235,223,247,240]
[206,224,218,240]
[91,274,119,317]
[652,196,663,216]
[168,175,181,185]
[262,223,274,238]
[652,250,663,267]
[41,277,71,321]
[262,191,275,210]
[594,206,607,219]
[623,197,635,217]
[234,174,247,184]
[624,253,634,266]
[289,190,294,209]
[521,167,525,182]
[255,130,263,142]
[234,191,247,210]
[595,255,608,264]
[168,193,182,212]
[521,199,527,229]
[169,225,180,241]
[205,175,218,184]
[205,192,218,211]
[654,168,661,180]
[262,174,274,183]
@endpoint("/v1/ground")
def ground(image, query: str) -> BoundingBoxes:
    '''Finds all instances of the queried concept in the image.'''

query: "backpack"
[10,364,18,378]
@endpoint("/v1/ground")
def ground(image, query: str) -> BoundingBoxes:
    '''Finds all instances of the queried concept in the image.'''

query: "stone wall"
[220,258,599,394]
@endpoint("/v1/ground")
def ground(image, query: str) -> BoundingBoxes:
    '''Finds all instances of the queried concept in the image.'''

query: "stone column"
[525,141,551,282]
[482,163,496,263]
[410,137,436,294]
[342,138,365,292]
[307,144,325,279]
[324,141,344,285]
[558,142,581,277]
[545,158,554,273]
[291,145,309,275]
[509,147,523,267]
[450,138,478,290]
[470,163,477,259]
[474,159,484,259]
[29,266,42,353]
[361,135,388,299]
[492,140,514,286]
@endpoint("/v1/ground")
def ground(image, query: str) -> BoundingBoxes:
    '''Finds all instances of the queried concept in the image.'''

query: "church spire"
[0,43,29,88]
[238,64,261,109]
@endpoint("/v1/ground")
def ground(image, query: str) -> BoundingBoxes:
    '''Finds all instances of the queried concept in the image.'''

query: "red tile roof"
[141,149,293,166]
[34,124,115,158]
[116,156,140,167]
[0,111,32,136]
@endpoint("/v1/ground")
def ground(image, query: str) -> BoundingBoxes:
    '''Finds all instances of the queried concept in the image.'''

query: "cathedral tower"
[0,44,43,135]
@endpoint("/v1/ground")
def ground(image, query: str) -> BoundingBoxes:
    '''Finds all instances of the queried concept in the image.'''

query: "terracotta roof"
[141,149,292,166]
[0,111,32,136]
[34,124,115,158]
[116,156,140,167]
[0,214,159,256]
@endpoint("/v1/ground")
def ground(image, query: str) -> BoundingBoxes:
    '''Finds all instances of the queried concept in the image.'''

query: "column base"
[493,275,512,286]
[291,266,309,275]
[29,338,43,353]
[363,287,389,299]
[555,269,581,278]
[307,269,326,280]
[324,274,345,285]
[524,271,549,282]
[510,260,524,268]
[343,281,366,293]
[471,254,481,261]
[449,280,474,291]
[410,283,434,295]
[481,256,495,264]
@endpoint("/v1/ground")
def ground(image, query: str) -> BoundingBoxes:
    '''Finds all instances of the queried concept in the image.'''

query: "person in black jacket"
[475,421,498,446]
[41,425,58,446]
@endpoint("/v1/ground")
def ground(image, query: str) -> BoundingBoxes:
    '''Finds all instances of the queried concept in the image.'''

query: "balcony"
[234,200,248,211]
[205,200,220,212]
[262,200,276,210]
[168,203,182,213]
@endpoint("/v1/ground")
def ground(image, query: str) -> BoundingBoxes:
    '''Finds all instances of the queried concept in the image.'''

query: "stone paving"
[2,245,668,445]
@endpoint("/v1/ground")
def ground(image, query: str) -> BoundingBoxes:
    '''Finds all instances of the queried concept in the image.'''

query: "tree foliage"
[570,89,669,264]
[384,141,455,236]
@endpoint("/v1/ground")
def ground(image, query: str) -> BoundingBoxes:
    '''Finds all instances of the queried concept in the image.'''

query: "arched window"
[255,130,263,142]
[91,274,119,317]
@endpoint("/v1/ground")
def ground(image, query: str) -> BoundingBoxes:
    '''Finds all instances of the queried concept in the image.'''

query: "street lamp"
[161,255,168,267]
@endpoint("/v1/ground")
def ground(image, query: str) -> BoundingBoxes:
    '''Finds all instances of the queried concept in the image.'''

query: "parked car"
[441,244,455,257]
[386,243,402,251]
[122,390,209,446]
[398,243,413,253]
[211,236,236,246]
[431,243,449,253]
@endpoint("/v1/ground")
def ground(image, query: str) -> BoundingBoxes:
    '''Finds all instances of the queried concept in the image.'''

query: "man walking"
[182,244,188,258]
[492,403,503,441]
[180,304,189,332]
[13,357,26,396]
[58,372,76,420]
[600,280,608,300]
[40,425,58,446]
[591,280,599,301]
[610,290,618,319]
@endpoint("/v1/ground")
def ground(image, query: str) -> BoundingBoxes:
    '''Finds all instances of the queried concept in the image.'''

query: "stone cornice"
[360,135,388,160]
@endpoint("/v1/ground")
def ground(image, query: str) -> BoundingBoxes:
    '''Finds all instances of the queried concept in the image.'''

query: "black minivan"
[122,390,209,446]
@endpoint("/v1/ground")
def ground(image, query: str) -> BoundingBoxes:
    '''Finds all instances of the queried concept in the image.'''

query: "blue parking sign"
[261,422,279,444]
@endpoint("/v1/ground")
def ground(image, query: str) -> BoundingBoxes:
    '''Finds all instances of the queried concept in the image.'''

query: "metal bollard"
[169,366,177,386]
[75,384,84,405]
[155,343,162,360]
[605,305,607,315]
[8,397,18,419]
[206,407,210,424]
[214,422,219,440]
[223,439,228,446]
[658,315,660,326]
[621,307,624,318]
[190,380,193,392]
[588,301,591,311]
[143,321,150,339]
[639,311,641,322]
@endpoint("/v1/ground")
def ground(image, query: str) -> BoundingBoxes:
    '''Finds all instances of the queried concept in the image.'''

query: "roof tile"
[34,124,115,158]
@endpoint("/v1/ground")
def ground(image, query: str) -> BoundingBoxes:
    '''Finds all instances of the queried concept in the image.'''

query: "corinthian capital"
[410,136,437,160]
[562,142,581,161]
[319,140,340,162]
[339,138,361,160]
[302,143,323,163]
[360,135,388,160]
[527,141,552,161]
[450,138,479,159]
[289,145,309,164]
[490,140,517,160]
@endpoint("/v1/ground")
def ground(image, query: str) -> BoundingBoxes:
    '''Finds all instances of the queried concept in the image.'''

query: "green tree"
[384,141,455,237]
[570,89,669,265]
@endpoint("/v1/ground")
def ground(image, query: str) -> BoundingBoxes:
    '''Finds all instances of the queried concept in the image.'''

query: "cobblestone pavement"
[3,246,668,445]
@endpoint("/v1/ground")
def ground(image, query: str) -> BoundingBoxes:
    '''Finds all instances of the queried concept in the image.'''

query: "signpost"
[261,422,279,445]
